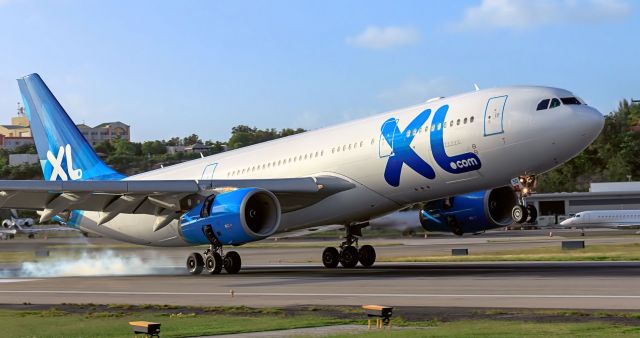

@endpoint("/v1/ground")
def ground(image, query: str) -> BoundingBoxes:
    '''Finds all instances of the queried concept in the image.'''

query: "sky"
[0,0,638,142]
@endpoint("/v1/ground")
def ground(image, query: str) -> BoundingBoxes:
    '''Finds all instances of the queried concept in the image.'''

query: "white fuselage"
[561,210,640,229]
[71,86,604,246]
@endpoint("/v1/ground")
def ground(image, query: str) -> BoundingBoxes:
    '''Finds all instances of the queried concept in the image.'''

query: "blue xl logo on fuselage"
[381,104,481,187]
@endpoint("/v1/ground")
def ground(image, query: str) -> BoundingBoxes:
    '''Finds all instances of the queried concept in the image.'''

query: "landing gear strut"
[186,226,242,275]
[322,223,376,268]
[512,175,538,225]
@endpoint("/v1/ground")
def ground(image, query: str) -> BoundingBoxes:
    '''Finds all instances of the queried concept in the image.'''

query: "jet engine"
[179,188,281,245]
[419,186,517,236]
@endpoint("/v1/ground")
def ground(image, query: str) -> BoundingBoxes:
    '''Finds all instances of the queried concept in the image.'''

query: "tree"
[141,140,167,155]
[183,134,202,146]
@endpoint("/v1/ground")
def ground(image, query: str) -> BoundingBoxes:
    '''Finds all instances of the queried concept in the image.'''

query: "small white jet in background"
[561,210,640,230]
[0,209,79,240]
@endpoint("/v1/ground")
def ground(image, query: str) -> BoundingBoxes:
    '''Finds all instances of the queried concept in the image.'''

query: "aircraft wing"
[0,176,355,229]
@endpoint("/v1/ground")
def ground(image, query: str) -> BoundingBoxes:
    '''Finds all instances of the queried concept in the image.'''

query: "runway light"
[362,305,393,329]
[129,321,161,337]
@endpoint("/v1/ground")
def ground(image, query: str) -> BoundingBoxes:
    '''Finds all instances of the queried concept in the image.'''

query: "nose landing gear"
[321,223,377,269]
[512,175,538,224]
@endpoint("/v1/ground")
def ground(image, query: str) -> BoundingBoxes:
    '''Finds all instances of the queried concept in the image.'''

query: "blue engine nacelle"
[179,188,281,245]
[419,186,517,236]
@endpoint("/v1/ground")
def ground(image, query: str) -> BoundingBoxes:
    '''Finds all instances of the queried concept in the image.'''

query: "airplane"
[0,73,603,275]
[0,208,79,239]
[560,210,640,229]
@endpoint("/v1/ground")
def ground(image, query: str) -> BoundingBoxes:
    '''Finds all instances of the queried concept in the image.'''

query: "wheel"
[223,251,242,274]
[27,233,35,239]
[358,245,376,268]
[205,252,223,274]
[340,245,359,268]
[512,205,529,224]
[322,247,340,268]
[186,252,204,275]
[526,205,538,223]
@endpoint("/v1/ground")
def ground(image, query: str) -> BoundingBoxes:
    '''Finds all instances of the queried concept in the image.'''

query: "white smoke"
[7,250,169,277]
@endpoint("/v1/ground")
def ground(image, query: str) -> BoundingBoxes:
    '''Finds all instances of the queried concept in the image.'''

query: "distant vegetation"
[0,125,306,178]
[536,100,640,192]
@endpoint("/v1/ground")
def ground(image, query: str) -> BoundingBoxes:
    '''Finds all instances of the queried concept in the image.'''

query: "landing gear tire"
[223,251,242,274]
[512,205,529,224]
[187,252,204,275]
[526,205,538,223]
[322,247,340,268]
[340,245,359,268]
[205,252,223,275]
[358,245,376,268]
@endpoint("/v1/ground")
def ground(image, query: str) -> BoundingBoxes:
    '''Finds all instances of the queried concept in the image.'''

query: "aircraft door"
[484,95,507,136]
[379,118,398,158]
[201,163,218,180]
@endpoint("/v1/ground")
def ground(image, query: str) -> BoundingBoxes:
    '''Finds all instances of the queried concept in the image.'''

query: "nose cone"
[576,106,605,142]
[560,218,573,226]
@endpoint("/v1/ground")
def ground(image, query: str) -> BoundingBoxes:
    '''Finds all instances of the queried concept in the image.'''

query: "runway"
[2,261,640,309]
[1,232,640,310]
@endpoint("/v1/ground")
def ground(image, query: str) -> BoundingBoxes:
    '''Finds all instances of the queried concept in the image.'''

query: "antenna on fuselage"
[473,84,480,91]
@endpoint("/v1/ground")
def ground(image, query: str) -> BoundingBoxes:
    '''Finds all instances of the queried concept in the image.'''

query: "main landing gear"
[511,175,538,225]
[186,225,242,275]
[322,224,376,268]
[186,245,242,275]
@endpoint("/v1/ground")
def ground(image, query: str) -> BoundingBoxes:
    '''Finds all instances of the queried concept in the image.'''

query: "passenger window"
[549,98,561,109]
[470,116,474,123]
[464,117,468,124]
[437,123,442,130]
[431,125,435,132]
[456,119,460,126]
[536,99,550,111]
[450,121,454,127]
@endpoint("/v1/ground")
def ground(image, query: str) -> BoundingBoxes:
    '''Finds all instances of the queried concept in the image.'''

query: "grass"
[242,241,401,249]
[0,307,353,338]
[0,251,34,263]
[1,305,640,337]
[382,242,640,262]
[326,320,640,337]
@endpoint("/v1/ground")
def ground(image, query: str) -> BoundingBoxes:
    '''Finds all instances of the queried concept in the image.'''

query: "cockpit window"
[561,97,581,105]
[549,98,561,109]
[536,99,550,111]
[576,214,581,217]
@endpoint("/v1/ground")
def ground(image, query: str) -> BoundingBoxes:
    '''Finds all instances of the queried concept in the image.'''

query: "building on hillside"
[524,182,640,226]
[76,121,130,145]
[1,104,131,149]
[9,153,39,166]
[166,143,211,154]
[0,135,34,150]
[0,104,31,138]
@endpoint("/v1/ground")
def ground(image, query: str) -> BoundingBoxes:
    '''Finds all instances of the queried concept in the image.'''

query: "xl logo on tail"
[46,144,83,181]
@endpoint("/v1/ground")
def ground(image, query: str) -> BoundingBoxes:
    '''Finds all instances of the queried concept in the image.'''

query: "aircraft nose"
[575,105,604,140]
[560,218,571,226]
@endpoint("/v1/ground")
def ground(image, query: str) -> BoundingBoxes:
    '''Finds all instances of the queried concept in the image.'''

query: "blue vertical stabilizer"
[17,73,125,181]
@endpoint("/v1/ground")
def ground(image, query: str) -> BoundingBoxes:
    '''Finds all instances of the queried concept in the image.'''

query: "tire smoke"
[4,250,169,277]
